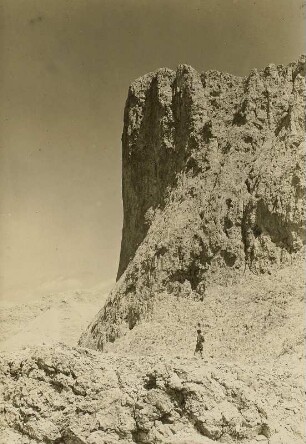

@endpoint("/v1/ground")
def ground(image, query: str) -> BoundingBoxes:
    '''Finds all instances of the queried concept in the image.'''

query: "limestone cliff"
[80,56,305,350]
[1,57,306,444]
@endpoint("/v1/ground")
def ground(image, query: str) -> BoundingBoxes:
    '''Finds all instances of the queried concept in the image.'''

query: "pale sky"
[0,0,305,301]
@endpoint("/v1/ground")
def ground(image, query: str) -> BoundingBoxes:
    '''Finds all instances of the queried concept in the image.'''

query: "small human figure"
[97,333,106,352]
[194,328,205,358]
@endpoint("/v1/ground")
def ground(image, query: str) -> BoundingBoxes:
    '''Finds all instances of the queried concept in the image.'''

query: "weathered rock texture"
[98,260,305,366]
[80,56,305,349]
[0,345,304,444]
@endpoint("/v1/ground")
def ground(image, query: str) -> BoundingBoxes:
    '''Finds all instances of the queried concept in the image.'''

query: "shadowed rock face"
[80,56,305,350]
[117,57,305,280]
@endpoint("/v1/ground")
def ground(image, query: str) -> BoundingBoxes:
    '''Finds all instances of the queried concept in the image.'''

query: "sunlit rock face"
[0,345,304,444]
[80,56,305,350]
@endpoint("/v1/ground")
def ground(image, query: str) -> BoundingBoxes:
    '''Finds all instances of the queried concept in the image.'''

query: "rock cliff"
[0,57,305,444]
[80,56,305,350]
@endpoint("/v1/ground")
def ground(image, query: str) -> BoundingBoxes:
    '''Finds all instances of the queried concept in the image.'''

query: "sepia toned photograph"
[0,1,305,443]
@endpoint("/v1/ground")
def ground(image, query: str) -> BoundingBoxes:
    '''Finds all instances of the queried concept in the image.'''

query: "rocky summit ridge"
[0,57,305,444]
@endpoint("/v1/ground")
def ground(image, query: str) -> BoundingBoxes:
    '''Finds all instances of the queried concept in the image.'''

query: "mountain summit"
[80,56,305,350]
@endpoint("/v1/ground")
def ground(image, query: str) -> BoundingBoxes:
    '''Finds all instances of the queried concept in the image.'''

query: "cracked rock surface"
[0,345,304,444]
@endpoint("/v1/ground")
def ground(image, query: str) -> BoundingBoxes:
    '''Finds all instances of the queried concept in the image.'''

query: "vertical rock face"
[117,64,211,279]
[117,68,176,279]
[80,56,305,350]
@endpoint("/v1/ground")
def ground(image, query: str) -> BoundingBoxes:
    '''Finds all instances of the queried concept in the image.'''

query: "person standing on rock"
[97,332,106,352]
[194,328,205,358]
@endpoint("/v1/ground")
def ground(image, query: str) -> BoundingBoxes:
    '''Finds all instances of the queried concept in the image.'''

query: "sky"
[0,0,305,301]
